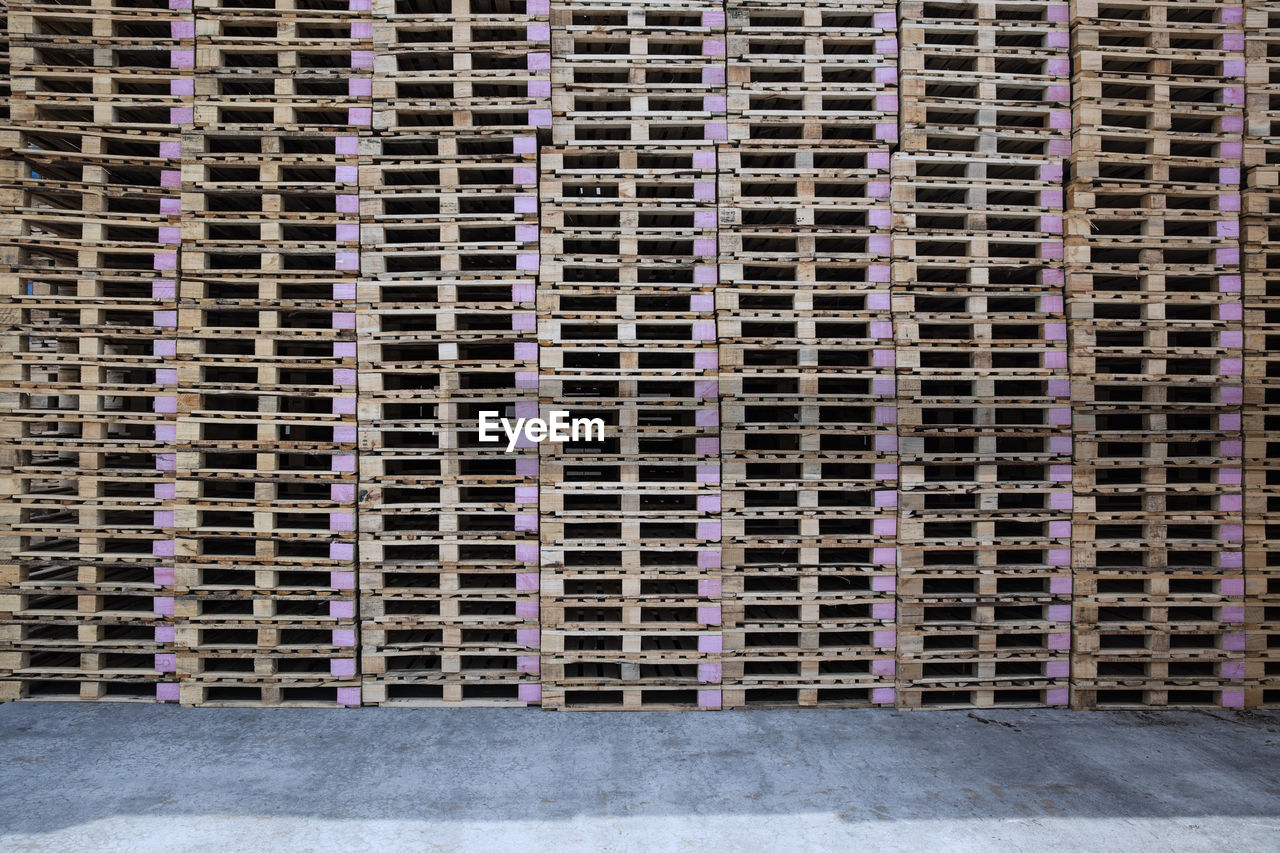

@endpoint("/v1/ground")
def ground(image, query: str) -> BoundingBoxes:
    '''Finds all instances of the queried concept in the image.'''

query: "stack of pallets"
[1244,0,1280,708]
[717,0,899,709]
[172,0,369,706]
[892,0,1074,709]
[538,0,725,710]
[356,0,549,707]
[0,0,190,702]
[1068,0,1248,709]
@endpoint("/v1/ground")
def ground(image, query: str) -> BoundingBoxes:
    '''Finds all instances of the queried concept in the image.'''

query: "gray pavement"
[1,703,1278,852]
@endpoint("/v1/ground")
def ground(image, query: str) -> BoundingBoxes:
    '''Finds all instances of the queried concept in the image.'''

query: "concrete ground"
[1,705,1278,852]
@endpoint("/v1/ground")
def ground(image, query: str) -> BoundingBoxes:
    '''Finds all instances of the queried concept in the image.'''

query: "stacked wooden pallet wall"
[172,0,369,706]
[891,0,1074,710]
[1067,0,1248,710]
[538,0,726,711]
[1245,0,1280,708]
[718,0,899,709]
[2,0,1279,710]
[1,0,190,702]
[354,0,547,708]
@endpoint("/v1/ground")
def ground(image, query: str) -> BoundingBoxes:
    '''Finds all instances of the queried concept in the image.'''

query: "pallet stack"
[355,0,549,707]
[717,0,899,709]
[537,0,725,710]
[1244,0,1280,708]
[0,0,191,701]
[171,0,370,706]
[1068,0,1248,709]
[890,0,1074,709]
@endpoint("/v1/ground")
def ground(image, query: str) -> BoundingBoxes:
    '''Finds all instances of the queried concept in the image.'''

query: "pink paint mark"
[699,635,722,654]
[515,544,539,562]
[698,663,722,684]
[697,494,721,514]
[517,628,540,647]
[698,690,722,709]
[871,687,895,705]
[1048,633,1071,651]
[518,684,542,703]
[337,687,361,707]
[154,597,175,616]
[516,601,539,619]
[697,550,721,570]
[157,683,180,702]
[873,547,896,567]
[517,656,540,674]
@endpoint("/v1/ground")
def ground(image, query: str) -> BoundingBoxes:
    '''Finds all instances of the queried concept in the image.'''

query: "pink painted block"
[874,434,897,453]
[1219,467,1242,486]
[332,343,357,361]
[330,541,354,563]
[1220,578,1245,596]
[527,52,551,72]
[350,51,374,69]
[1050,577,1073,595]
[514,401,538,419]
[169,0,191,8]
[515,543,539,562]
[335,136,359,156]
[1221,387,1243,405]
[871,659,897,677]
[1049,520,1072,538]
[527,0,549,13]
[155,453,177,472]
[517,252,540,272]
[1047,58,1070,77]
[693,181,716,201]
[157,683,180,702]
[170,50,194,69]
[1218,168,1241,187]
[516,601,540,619]
[1222,7,1243,25]
[873,547,896,567]
[873,349,896,368]
[514,223,539,244]
[1221,440,1242,458]
[153,510,175,528]
[1046,688,1069,706]
[692,323,717,343]
[868,234,892,255]
[697,550,721,570]
[348,78,372,99]
[702,66,726,86]
[1040,215,1063,234]
[875,407,897,427]
[1046,660,1070,678]
[330,571,354,591]
[874,66,898,85]
[153,252,177,271]
[153,396,177,415]
[690,293,715,314]
[517,628,540,647]
[1221,690,1245,709]
[155,367,178,385]
[872,575,896,593]
[696,519,722,542]
[347,107,372,126]
[871,687,895,705]
[1048,378,1070,397]
[874,37,898,55]
[154,567,175,586]
[698,690,722,709]
[518,684,542,703]
[871,602,895,620]
[1221,606,1245,623]
[869,208,892,229]
[336,194,359,213]
[872,377,895,396]
[529,108,553,127]
[1049,436,1072,456]
[517,656,540,674]
[1048,604,1071,621]
[702,9,725,27]
[330,483,355,503]
[1220,524,1243,542]
[1048,31,1069,49]
[875,123,898,142]
[336,687,361,707]
[1219,357,1242,376]
[869,263,892,283]
[515,572,540,592]
[335,251,359,270]
[1222,114,1245,134]
[872,519,898,538]
[1047,85,1071,102]
[697,495,721,515]
[699,635,723,654]
[1048,633,1071,651]
[1049,138,1073,157]
[331,454,356,473]
[514,513,538,532]
[330,658,356,678]
[527,22,550,41]
[1223,633,1247,651]
[698,578,722,598]
[154,597,175,616]
[516,458,539,478]
[335,223,359,243]
[870,321,894,339]
[873,630,897,650]
[693,211,717,234]
[694,266,718,285]
[513,166,538,186]
[155,483,176,501]
[1040,164,1064,182]
[702,39,725,57]
[875,94,898,113]
[695,380,719,399]
[336,165,360,185]
[1049,549,1071,568]
[328,512,354,533]
[1221,662,1246,680]
[333,368,357,386]
[160,197,181,216]
[697,606,721,626]
[155,424,177,443]
[694,238,717,257]
[703,95,727,113]
[515,370,539,390]
[697,663,722,684]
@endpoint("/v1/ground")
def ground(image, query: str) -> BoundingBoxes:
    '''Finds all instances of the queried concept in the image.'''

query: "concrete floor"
[1,705,1278,852]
